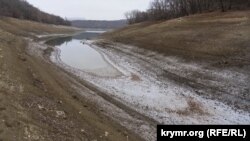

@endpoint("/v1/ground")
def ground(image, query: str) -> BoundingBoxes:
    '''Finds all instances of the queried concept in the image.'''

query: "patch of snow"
[51,40,250,125]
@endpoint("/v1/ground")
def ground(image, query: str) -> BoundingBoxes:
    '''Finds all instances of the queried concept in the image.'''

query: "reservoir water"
[46,31,121,77]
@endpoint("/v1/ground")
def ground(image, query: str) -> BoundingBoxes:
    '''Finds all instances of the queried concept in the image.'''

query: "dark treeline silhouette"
[126,0,250,24]
[45,36,73,46]
[0,0,71,26]
[71,20,127,29]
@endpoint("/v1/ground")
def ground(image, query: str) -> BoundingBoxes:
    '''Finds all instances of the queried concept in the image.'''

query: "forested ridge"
[71,20,127,29]
[0,0,71,25]
[126,0,250,24]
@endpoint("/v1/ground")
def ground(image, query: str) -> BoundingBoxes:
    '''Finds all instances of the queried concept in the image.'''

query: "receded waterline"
[47,31,121,77]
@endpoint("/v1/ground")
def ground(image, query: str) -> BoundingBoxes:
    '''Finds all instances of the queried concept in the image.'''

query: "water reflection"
[46,31,103,46]
[47,30,121,77]
[46,36,73,46]
[73,32,100,40]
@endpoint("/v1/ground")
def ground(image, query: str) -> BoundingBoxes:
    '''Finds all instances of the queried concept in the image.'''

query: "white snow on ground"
[36,34,67,38]
[51,40,250,124]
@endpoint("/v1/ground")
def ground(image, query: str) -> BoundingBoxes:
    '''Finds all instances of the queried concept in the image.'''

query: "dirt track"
[1,31,249,141]
[0,30,146,140]
[49,37,250,140]
[1,11,250,140]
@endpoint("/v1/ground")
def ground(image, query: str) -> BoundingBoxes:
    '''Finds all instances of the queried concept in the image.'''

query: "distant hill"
[71,20,127,29]
[0,0,71,25]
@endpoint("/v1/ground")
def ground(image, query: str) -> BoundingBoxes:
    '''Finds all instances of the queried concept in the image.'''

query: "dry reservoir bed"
[50,38,250,125]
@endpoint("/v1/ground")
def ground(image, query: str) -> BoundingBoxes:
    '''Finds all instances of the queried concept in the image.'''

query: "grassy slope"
[0,17,78,37]
[104,11,250,66]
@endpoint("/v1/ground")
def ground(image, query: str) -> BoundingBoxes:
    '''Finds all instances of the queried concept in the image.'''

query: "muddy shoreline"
[0,29,146,140]
[28,36,156,140]
[48,35,250,125]
[1,11,249,141]
[2,30,248,140]
[51,41,122,78]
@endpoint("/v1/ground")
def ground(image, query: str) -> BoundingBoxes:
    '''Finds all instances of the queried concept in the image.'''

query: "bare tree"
[125,0,250,24]
[220,0,225,12]
[0,0,71,25]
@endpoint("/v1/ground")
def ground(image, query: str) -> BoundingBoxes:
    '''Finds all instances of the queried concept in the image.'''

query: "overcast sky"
[26,0,151,20]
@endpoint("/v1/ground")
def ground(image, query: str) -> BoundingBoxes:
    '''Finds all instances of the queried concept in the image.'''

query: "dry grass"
[0,20,142,141]
[164,97,207,116]
[176,98,206,116]
[0,17,80,38]
[131,74,141,81]
[103,11,250,64]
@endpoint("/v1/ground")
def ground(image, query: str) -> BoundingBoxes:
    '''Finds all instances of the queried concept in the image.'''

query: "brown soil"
[103,11,250,67]
[0,19,144,141]
[102,11,250,112]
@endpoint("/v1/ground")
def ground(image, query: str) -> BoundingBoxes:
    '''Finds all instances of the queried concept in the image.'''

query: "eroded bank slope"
[102,11,250,112]
[0,18,143,141]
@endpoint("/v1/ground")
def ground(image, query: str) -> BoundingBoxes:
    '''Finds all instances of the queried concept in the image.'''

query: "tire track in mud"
[52,61,158,140]
[95,41,250,112]
[2,38,146,141]
[40,42,157,141]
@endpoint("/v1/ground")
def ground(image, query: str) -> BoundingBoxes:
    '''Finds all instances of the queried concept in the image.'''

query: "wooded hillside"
[71,20,127,29]
[0,0,71,25]
[126,0,250,24]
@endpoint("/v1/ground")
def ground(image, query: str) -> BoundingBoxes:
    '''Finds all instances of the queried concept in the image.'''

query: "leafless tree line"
[0,0,71,25]
[125,0,250,24]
